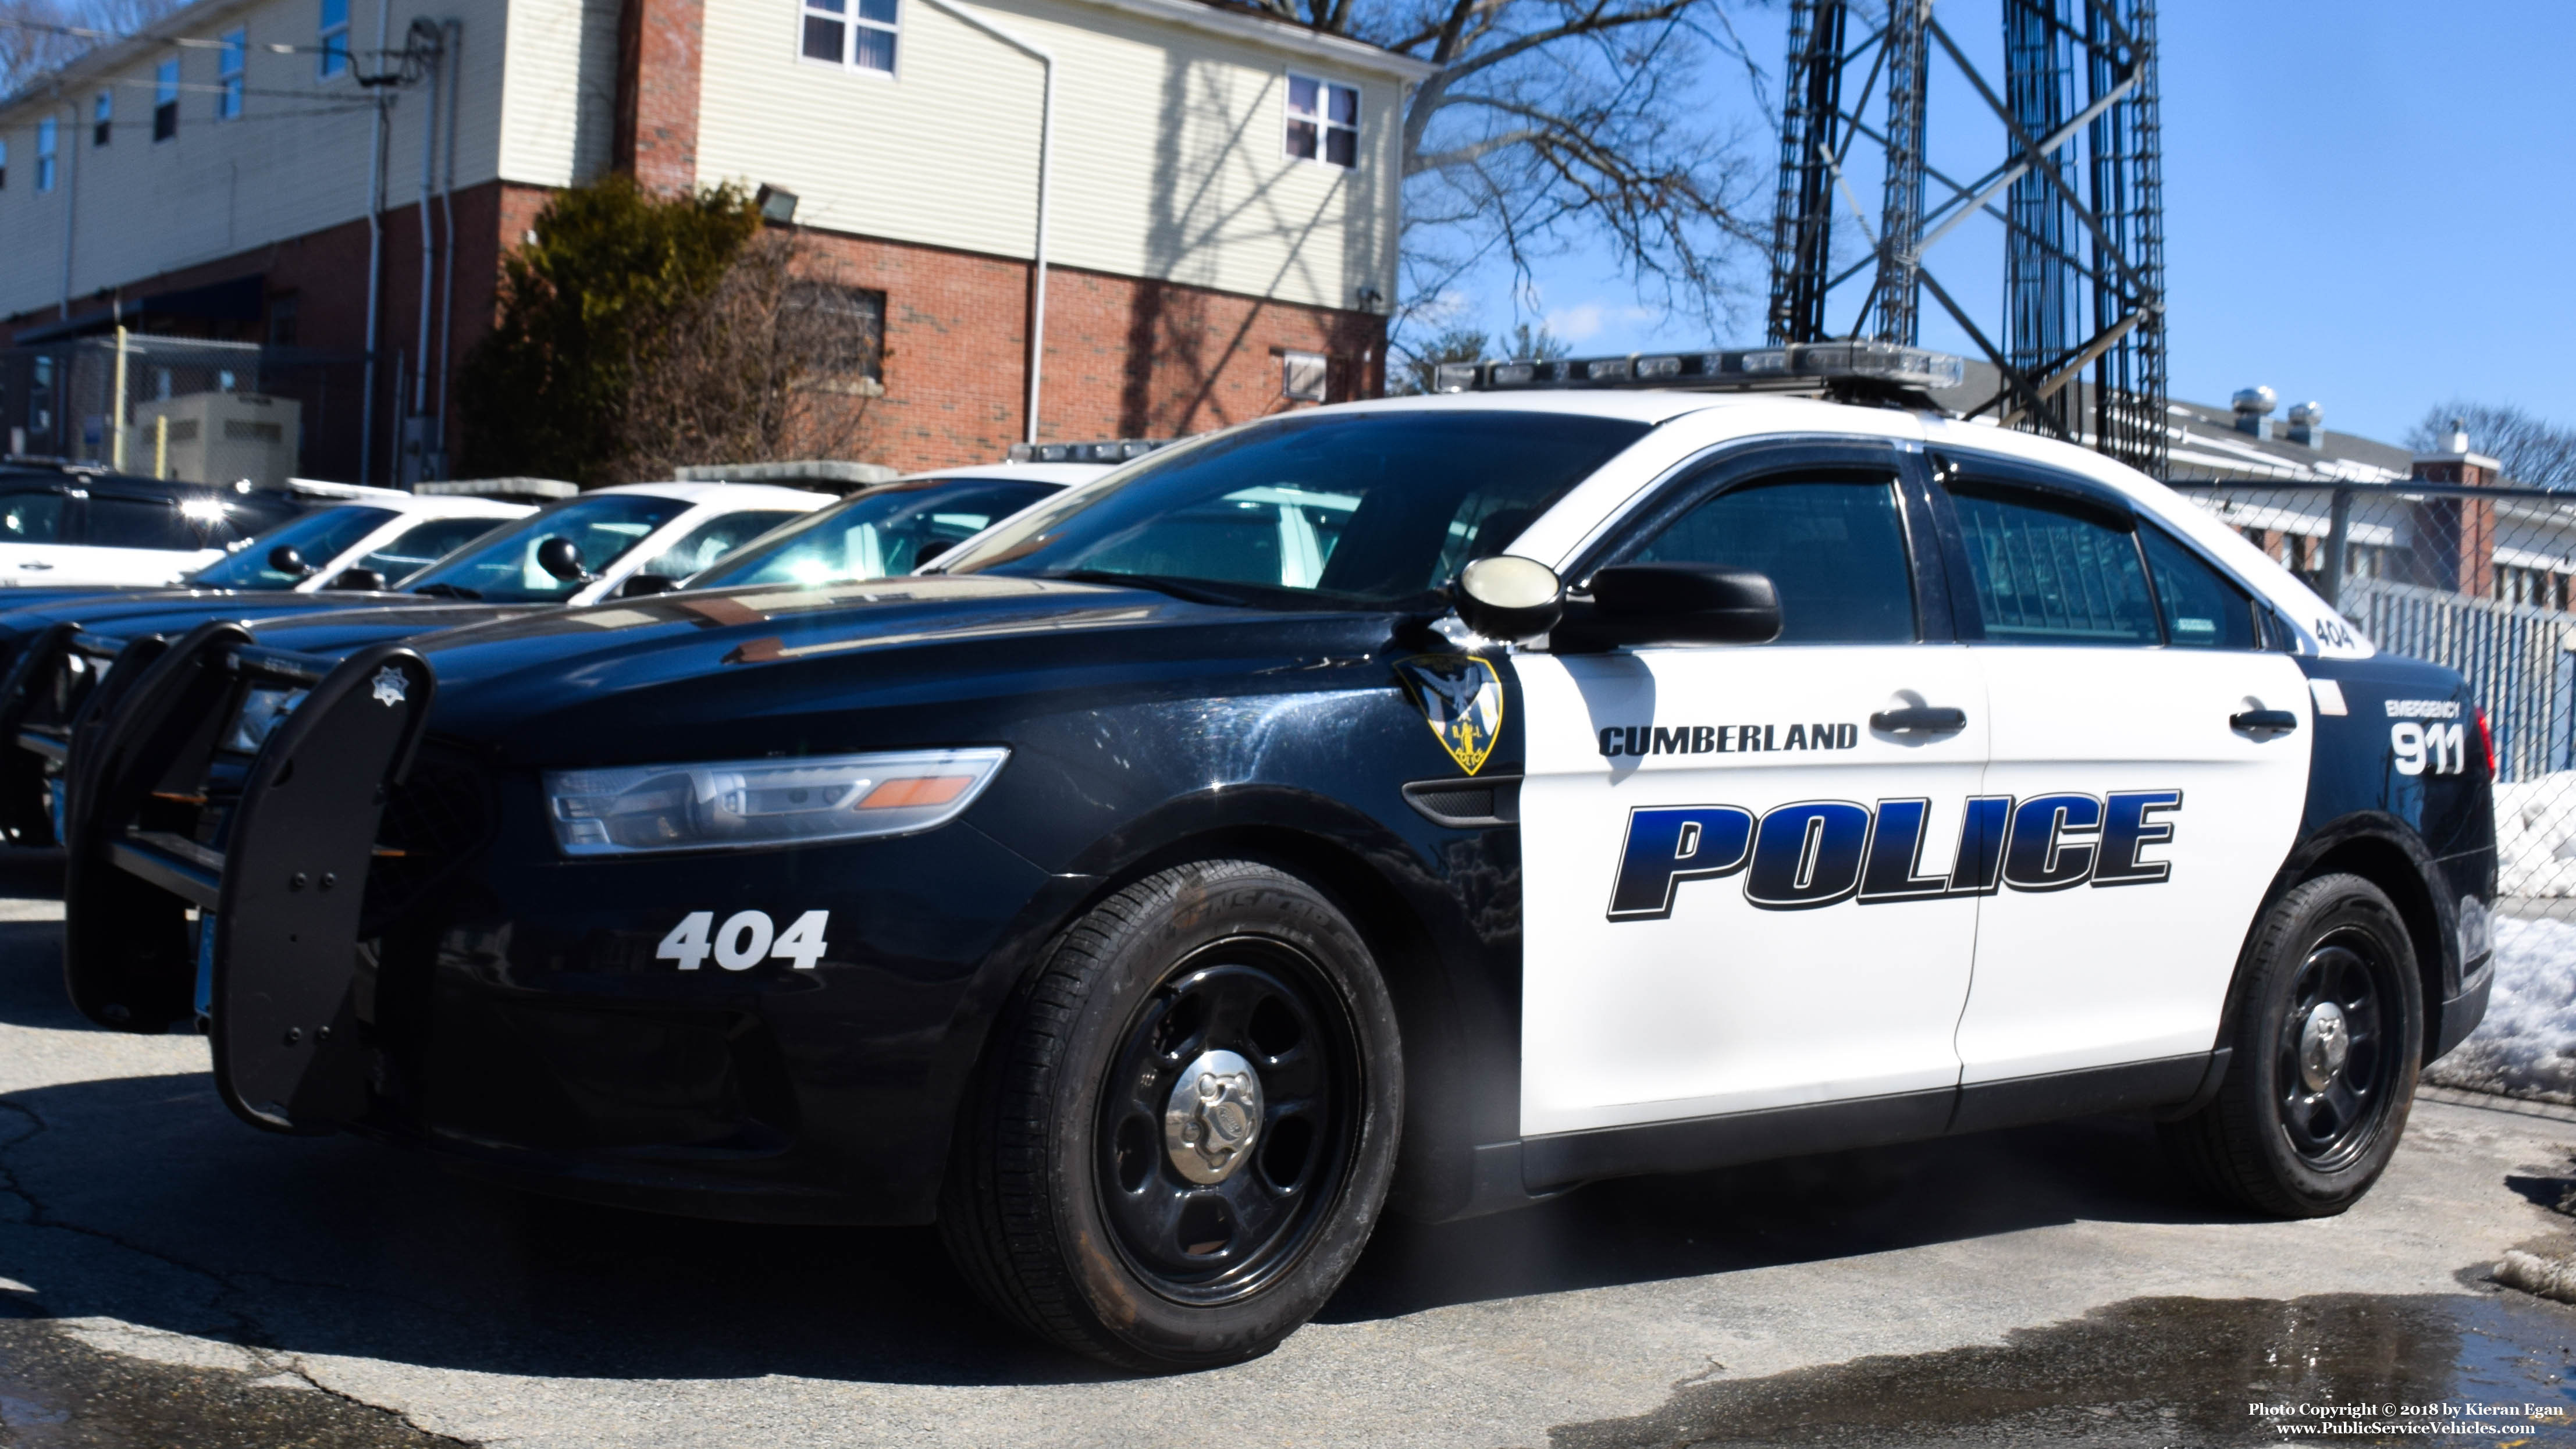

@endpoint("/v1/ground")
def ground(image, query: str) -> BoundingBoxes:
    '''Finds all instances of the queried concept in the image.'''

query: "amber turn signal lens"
[860,775,974,809]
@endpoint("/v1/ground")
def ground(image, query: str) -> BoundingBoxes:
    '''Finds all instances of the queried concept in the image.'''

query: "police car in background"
[12,461,1116,846]
[64,348,2490,1372]
[0,460,362,588]
[187,492,536,594]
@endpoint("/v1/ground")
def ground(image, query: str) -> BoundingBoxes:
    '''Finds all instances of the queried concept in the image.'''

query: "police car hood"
[397,575,1392,765]
[0,585,422,646]
[239,600,546,657]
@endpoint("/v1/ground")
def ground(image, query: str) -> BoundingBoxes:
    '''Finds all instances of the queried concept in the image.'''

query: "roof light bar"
[1433,341,1965,396]
[1005,438,1174,465]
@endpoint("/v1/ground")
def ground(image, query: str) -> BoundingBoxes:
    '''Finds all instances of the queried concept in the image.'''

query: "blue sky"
[1461,0,2576,449]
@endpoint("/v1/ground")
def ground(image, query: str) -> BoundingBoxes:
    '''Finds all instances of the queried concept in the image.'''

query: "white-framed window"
[218,30,246,118]
[154,59,181,140]
[801,0,899,75]
[1282,350,1328,402]
[35,116,56,191]
[1286,74,1358,168]
[91,90,111,147]
[318,0,350,79]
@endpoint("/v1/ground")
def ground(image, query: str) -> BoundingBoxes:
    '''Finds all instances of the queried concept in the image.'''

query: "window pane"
[87,496,213,551]
[640,510,803,579]
[858,0,898,26]
[786,283,885,379]
[1627,478,1915,644]
[1323,127,1355,168]
[189,506,399,587]
[851,25,895,70]
[1289,75,1318,115]
[943,411,1649,607]
[321,0,346,26]
[405,494,692,603]
[699,480,1056,588]
[2141,524,2255,650]
[1328,83,1357,125]
[1285,119,1318,159]
[358,515,510,581]
[802,15,844,60]
[0,493,65,543]
[1952,489,2158,645]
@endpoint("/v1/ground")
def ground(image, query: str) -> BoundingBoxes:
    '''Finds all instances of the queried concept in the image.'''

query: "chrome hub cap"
[2297,999,2351,1091]
[1164,1049,1264,1185]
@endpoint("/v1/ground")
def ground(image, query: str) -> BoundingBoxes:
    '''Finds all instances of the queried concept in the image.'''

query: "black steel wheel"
[2161,873,2422,1218]
[1094,943,1361,1304]
[941,859,1401,1370]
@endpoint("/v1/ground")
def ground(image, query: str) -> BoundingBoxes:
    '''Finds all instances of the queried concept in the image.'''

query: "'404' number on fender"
[658,910,831,970]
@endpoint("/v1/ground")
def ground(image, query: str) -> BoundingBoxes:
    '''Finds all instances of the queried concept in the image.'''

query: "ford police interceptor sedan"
[64,346,2493,1370]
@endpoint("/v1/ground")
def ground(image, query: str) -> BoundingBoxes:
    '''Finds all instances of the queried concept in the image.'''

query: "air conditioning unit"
[125,391,301,489]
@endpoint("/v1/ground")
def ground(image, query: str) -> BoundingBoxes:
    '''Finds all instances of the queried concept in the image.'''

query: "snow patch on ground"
[2498,775,2576,898]
[2426,914,2576,1102]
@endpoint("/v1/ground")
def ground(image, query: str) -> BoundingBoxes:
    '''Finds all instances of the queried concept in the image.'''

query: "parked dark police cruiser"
[62,343,2494,1371]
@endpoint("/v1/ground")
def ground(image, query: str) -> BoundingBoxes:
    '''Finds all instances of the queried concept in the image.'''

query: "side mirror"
[268,544,312,578]
[325,567,386,592]
[619,572,679,598]
[914,538,957,565]
[535,536,592,583]
[1554,564,1781,652]
[1451,556,1564,640]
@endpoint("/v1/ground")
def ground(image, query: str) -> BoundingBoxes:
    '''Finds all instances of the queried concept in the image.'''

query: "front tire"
[2159,873,2422,1217]
[940,859,1402,1370]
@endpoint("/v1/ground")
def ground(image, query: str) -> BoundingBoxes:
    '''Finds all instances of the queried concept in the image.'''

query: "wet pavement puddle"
[1552,1291,2576,1448]
[0,1313,461,1448]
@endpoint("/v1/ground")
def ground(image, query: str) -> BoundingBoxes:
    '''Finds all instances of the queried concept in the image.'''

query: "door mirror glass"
[267,543,311,577]
[1557,563,1781,651]
[1452,554,1563,639]
[323,566,385,591]
[534,536,590,582]
[619,572,678,598]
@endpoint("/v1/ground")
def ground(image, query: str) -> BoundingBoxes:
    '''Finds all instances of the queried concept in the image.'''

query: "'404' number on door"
[658,910,830,970]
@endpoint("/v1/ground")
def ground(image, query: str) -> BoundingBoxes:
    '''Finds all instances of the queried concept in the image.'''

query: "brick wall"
[614,0,706,193]
[789,224,1387,473]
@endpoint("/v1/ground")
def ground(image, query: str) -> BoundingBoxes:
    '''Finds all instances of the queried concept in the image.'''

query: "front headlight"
[225,686,310,754]
[544,747,1009,856]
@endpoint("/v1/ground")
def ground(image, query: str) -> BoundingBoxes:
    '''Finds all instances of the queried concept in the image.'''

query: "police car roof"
[589,480,837,507]
[893,463,1108,487]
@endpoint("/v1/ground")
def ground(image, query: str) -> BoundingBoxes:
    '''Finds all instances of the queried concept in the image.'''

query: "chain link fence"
[2172,478,2576,1102]
[0,333,372,485]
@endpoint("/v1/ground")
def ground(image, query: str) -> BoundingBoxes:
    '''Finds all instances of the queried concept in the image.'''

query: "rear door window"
[0,490,67,544]
[1948,486,2159,645]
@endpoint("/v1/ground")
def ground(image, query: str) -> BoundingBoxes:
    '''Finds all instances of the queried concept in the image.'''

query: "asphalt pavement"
[2,848,2573,1448]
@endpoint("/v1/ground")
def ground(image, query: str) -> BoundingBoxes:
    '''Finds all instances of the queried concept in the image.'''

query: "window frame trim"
[216,29,247,119]
[316,0,352,81]
[1554,435,1951,649]
[1283,70,1361,170]
[34,115,58,192]
[793,0,904,81]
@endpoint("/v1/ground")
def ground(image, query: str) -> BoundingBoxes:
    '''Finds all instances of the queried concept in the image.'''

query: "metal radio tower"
[1765,0,2167,477]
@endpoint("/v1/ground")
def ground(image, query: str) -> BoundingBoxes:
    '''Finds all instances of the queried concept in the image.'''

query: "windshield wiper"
[408,582,483,600]
[1048,570,1250,607]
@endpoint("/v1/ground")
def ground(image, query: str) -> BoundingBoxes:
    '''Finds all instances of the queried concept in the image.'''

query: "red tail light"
[2475,707,2497,776]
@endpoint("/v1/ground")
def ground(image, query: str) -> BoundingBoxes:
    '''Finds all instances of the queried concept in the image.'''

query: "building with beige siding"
[0,0,1426,480]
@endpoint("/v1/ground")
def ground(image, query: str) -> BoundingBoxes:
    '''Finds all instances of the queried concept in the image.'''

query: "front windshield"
[691,478,1059,589]
[188,505,399,589]
[935,411,1650,608]
[405,494,691,602]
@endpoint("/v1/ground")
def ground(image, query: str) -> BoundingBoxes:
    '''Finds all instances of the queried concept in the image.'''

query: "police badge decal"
[1394,654,1504,775]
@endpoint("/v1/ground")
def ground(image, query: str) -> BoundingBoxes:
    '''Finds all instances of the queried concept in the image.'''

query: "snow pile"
[2497,775,2576,898]
[2426,913,2576,1102]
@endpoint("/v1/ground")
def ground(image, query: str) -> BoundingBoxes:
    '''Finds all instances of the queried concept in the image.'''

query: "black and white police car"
[65,346,2492,1370]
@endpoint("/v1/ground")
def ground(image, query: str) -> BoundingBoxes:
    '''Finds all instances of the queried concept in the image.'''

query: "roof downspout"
[434,20,461,450]
[918,0,1051,445]
[358,0,392,483]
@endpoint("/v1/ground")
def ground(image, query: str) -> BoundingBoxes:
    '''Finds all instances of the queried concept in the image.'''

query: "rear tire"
[940,859,1402,1371]
[2159,873,2421,1217]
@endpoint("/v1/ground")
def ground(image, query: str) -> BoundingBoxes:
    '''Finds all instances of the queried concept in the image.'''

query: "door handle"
[1869,705,1967,734]
[2231,708,2299,735]
[17,561,51,571]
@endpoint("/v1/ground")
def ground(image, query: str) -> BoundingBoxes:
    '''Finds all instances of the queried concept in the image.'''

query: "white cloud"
[1546,304,1607,341]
